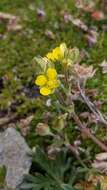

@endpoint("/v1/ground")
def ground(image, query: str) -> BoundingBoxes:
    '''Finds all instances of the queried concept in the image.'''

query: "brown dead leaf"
[37,8,46,21]
[60,10,89,32]
[19,115,33,136]
[45,30,55,40]
[71,17,88,31]
[91,10,105,21]
[101,24,107,32]
[92,152,107,174]
[0,12,16,20]
[7,18,22,31]
[0,12,22,32]
[80,111,90,119]
[47,144,61,159]
[62,11,72,23]
[85,29,98,46]
[86,89,98,97]
[96,152,107,161]
[73,64,96,81]
[93,100,102,109]
[92,161,107,174]
[75,181,95,190]
[19,115,33,128]
[80,112,98,124]
[75,0,95,12]
[76,175,107,190]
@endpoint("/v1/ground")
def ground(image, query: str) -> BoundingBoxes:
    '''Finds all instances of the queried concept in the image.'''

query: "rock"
[0,127,32,189]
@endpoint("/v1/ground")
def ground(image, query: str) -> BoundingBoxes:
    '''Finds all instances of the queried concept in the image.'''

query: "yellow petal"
[47,68,57,79]
[35,75,47,86]
[46,52,53,60]
[46,47,62,61]
[40,87,51,96]
[46,44,65,61]
[53,46,64,59]
[53,47,60,56]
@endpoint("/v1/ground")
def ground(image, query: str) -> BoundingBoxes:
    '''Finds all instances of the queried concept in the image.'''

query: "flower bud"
[35,123,52,136]
[68,47,80,65]
[52,113,68,131]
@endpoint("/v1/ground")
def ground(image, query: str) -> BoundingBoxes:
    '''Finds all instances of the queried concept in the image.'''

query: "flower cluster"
[35,68,60,96]
[34,43,80,96]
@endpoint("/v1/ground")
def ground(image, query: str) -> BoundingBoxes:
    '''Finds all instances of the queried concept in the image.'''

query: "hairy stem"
[77,81,107,125]
[68,144,88,168]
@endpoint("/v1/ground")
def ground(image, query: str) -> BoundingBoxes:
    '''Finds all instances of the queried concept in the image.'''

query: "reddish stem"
[72,112,107,152]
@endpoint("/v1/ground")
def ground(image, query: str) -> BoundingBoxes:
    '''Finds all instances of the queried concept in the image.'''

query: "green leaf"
[33,56,53,74]
[95,182,101,190]
[21,173,60,190]
[21,147,83,190]
[0,165,6,187]
[61,184,78,190]
[33,147,72,181]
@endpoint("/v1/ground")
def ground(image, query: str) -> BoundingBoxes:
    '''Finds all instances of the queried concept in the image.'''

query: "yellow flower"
[35,75,47,86]
[40,87,51,96]
[35,68,60,96]
[47,68,57,79]
[46,43,67,61]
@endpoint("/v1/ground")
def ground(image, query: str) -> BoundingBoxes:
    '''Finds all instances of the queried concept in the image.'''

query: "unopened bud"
[53,113,68,131]
[36,123,52,136]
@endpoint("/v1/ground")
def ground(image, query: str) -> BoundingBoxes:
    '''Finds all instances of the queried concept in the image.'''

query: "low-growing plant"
[21,147,102,190]
[22,43,107,189]
[33,43,107,153]
[21,147,80,190]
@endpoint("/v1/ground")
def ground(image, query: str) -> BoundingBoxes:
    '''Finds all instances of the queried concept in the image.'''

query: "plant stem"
[55,90,65,105]
[77,81,107,125]
[72,112,107,152]
[68,144,88,168]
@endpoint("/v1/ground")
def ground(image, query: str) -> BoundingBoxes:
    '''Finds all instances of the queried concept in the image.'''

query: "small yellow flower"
[47,68,57,79]
[40,87,51,96]
[46,43,66,61]
[35,75,47,86]
[35,67,59,96]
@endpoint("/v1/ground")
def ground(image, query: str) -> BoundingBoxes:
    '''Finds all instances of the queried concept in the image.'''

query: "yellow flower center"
[47,80,60,89]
